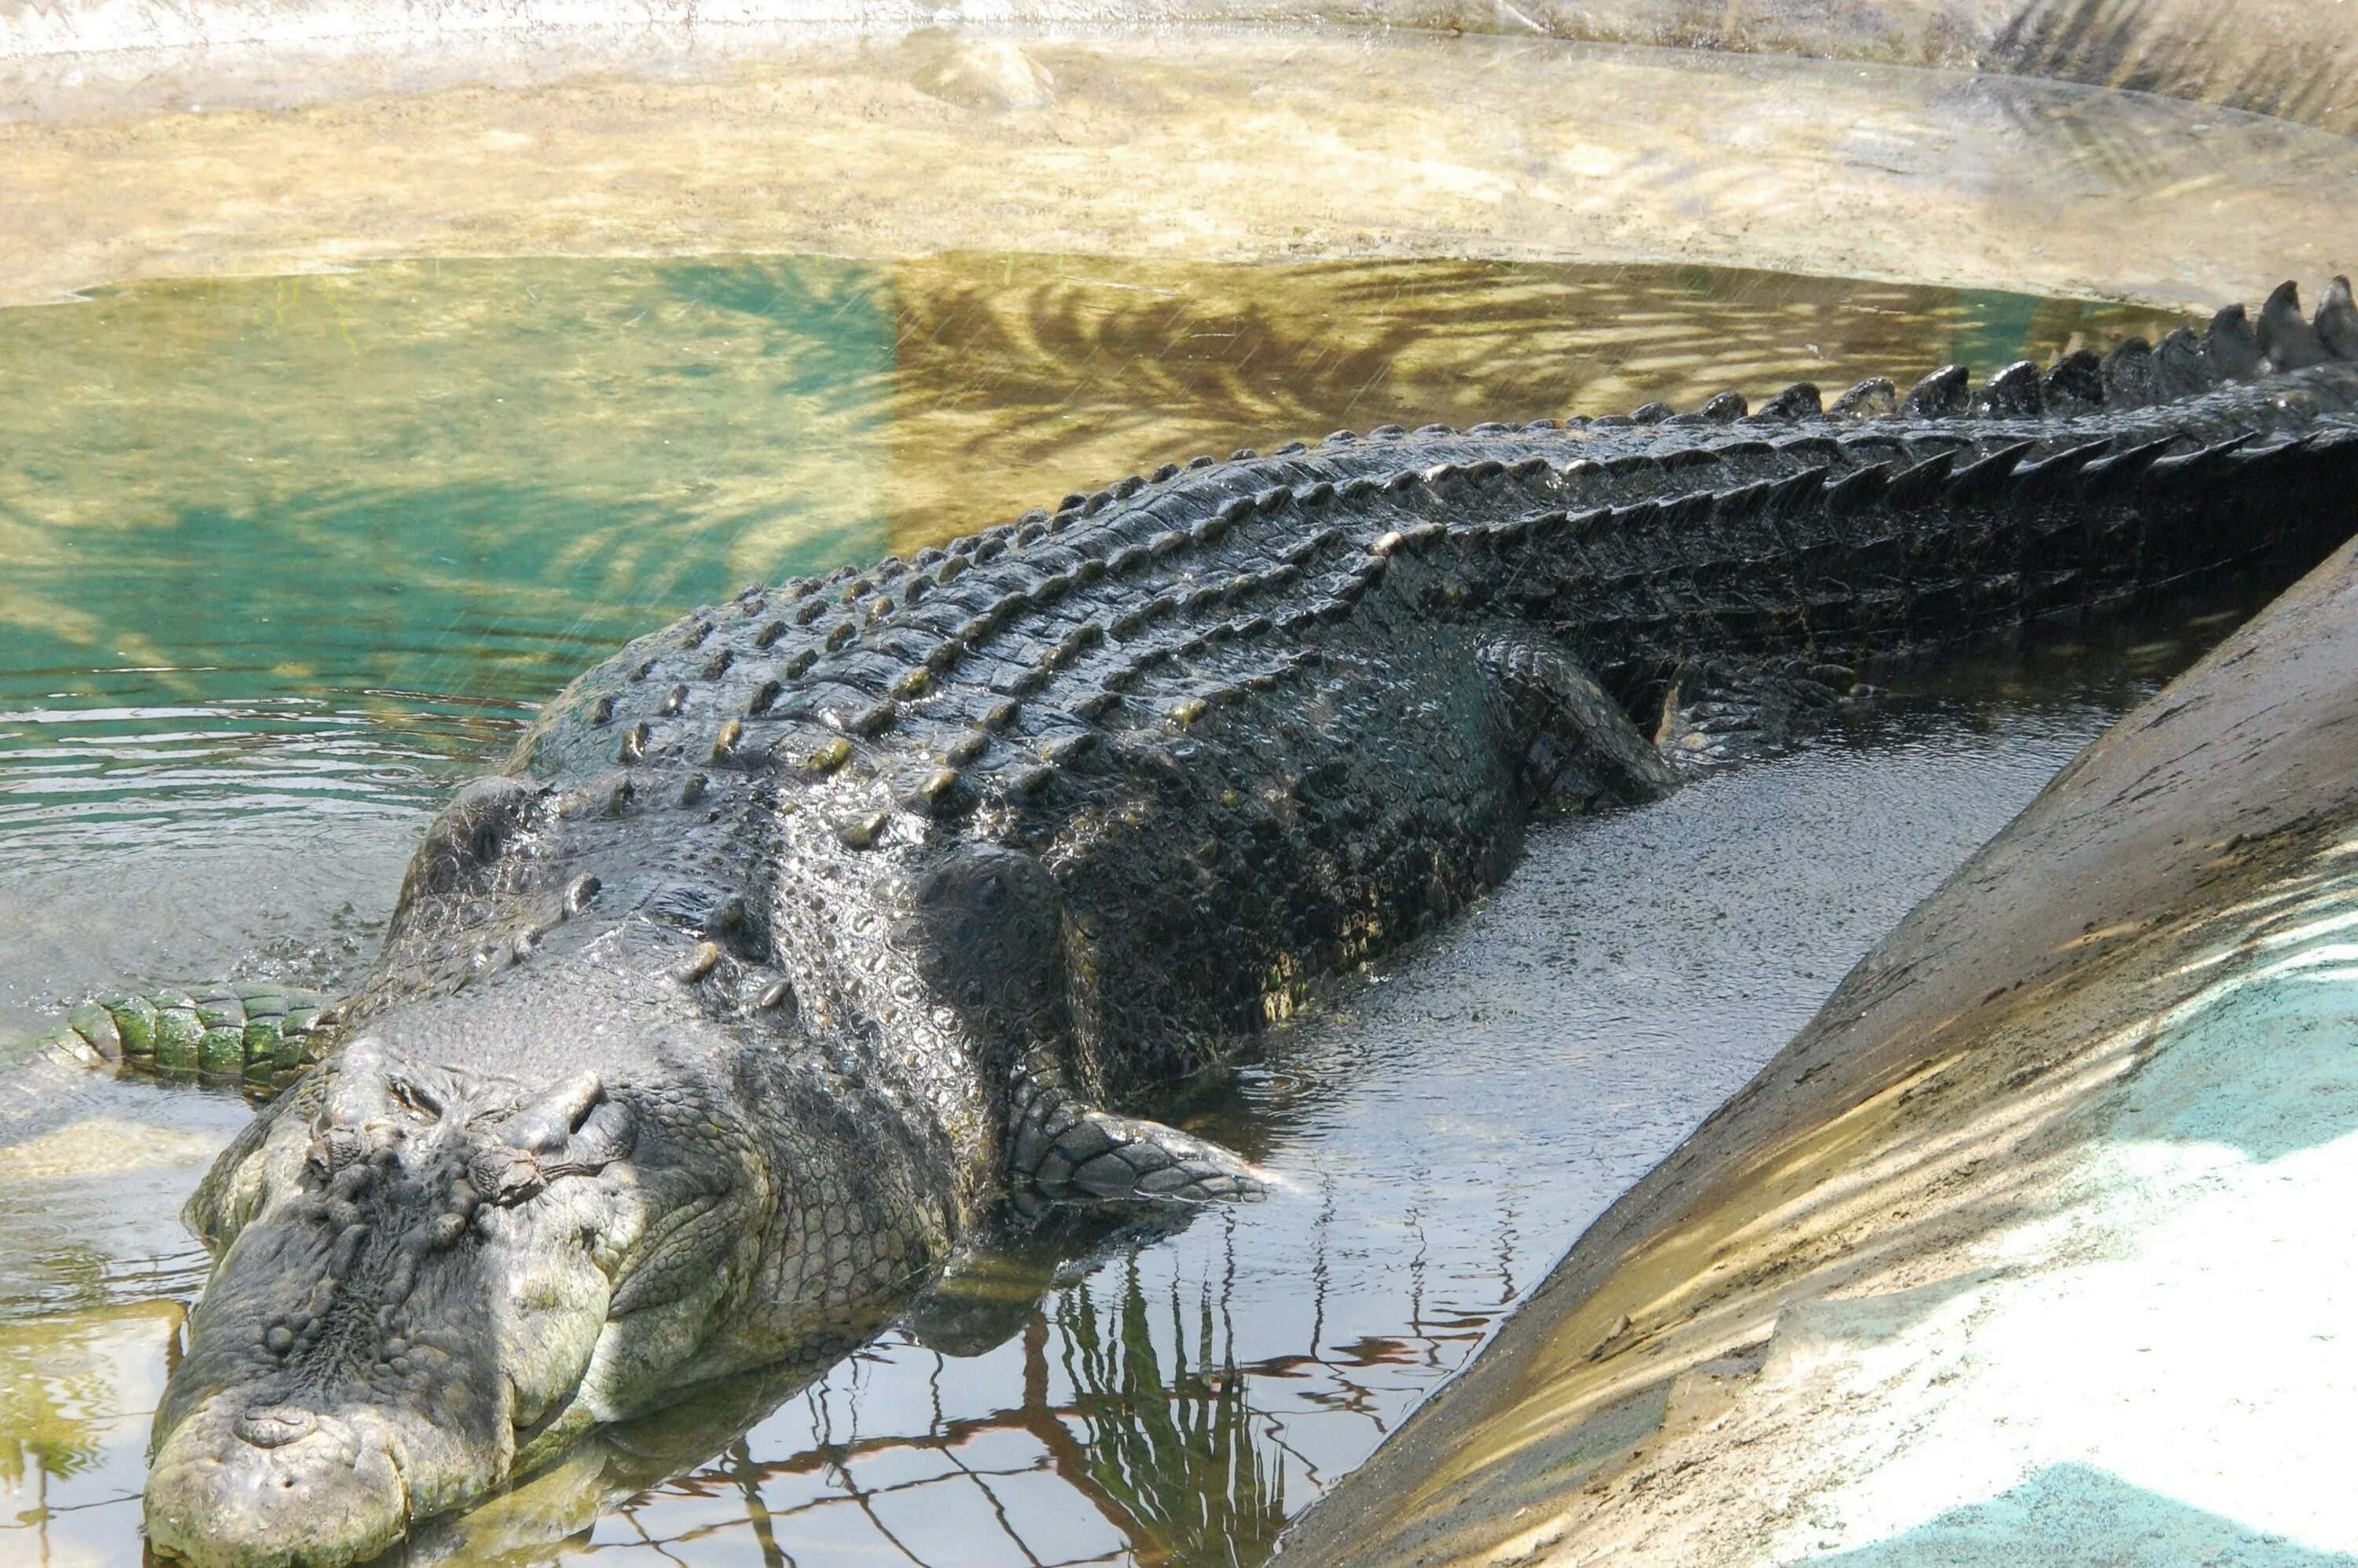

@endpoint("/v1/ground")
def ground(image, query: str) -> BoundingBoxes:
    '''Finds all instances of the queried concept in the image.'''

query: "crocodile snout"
[147,1401,408,1568]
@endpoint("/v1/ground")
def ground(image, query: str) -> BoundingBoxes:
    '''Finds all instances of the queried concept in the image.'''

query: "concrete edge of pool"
[1279,535,2358,1562]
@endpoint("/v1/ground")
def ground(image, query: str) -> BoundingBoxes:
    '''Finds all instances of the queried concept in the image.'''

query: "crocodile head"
[142,1035,750,1568]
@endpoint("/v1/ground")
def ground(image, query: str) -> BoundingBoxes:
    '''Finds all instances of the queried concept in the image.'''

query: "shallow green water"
[0,255,2219,1567]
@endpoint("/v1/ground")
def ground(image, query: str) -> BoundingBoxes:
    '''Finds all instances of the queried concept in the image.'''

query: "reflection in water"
[0,255,2224,1565]
[0,1306,179,1568]
[1057,1267,1287,1566]
[502,1267,1291,1568]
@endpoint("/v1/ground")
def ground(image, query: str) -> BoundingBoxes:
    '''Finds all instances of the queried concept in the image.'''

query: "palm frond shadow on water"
[882,255,2194,549]
[1054,1268,1288,1568]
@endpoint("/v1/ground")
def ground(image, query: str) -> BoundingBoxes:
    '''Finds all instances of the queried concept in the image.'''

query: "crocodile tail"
[1735,281,2358,433]
[36,983,338,1094]
[1511,410,2358,672]
[1814,419,2358,638]
[2136,420,2358,571]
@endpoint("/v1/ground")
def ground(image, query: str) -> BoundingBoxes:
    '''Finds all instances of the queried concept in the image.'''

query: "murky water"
[0,255,2246,1566]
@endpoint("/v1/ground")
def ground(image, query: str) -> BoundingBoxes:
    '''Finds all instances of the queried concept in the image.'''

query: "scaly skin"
[39,985,336,1085]
[135,281,2358,1567]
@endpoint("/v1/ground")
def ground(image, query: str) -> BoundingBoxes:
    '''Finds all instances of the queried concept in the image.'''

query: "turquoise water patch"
[1944,291,2047,389]
[1819,1462,2356,1567]
[2110,920,2358,1162]
[0,258,900,1035]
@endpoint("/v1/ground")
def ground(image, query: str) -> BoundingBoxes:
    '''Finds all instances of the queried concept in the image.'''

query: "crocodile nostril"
[233,1405,319,1449]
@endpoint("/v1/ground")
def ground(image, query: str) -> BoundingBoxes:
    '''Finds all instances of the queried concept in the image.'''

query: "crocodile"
[68,279,2358,1568]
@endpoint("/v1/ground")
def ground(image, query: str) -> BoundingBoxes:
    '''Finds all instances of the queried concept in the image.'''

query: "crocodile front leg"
[1479,630,1680,810]
[1004,1052,1264,1206]
[894,843,1265,1208]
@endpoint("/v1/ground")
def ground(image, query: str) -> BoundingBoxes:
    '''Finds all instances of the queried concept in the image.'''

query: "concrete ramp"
[1280,540,2358,1566]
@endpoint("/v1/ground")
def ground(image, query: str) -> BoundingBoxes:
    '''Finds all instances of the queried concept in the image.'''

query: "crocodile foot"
[1655,657,1854,770]
[1005,1065,1265,1208]
[1482,630,1680,812]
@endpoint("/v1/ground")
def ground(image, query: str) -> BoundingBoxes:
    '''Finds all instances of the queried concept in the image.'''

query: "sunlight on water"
[0,253,2221,1566]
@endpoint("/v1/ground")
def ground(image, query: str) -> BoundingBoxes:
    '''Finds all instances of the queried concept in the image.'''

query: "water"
[0,255,2248,1566]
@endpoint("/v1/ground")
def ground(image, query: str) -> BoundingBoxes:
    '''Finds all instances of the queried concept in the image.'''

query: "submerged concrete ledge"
[1279,547,2358,1563]
[4,1,2352,134]
[2,22,2355,311]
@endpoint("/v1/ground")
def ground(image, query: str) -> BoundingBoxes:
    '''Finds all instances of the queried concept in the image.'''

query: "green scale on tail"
[43,983,338,1089]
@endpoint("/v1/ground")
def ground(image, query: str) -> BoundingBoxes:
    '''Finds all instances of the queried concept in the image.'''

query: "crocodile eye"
[307,1126,364,1179]
[469,1147,545,1206]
